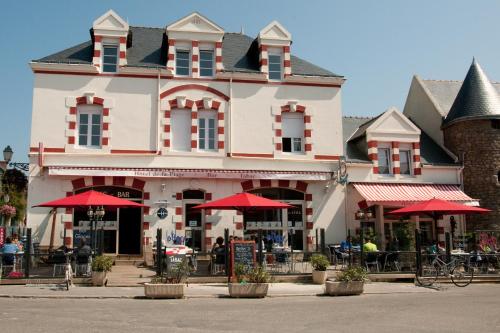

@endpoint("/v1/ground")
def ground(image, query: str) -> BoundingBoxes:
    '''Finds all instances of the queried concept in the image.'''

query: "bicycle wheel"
[451,263,473,287]
[416,264,438,287]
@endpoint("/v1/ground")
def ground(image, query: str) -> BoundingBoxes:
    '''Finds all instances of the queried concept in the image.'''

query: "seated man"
[76,239,92,262]
[1,237,19,266]
[363,237,378,252]
[340,236,353,252]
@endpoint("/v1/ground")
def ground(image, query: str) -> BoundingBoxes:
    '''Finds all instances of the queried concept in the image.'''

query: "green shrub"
[91,255,113,272]
[336,266,367,282]
[247,265,272,283]
[152,257,192,284]
[310,254,330,271]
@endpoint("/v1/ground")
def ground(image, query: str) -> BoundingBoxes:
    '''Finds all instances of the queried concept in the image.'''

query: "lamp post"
[355,209,373,267]
[3,146,29,172]
[87,205,105,254]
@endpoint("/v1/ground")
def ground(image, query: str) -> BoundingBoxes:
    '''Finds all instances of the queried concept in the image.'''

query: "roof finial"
[240,25,244,35]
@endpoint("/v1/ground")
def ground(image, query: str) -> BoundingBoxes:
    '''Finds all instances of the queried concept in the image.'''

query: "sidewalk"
[0,282,437,299]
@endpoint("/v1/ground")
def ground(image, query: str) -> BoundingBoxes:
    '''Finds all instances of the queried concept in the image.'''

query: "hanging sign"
[0,227,5,247]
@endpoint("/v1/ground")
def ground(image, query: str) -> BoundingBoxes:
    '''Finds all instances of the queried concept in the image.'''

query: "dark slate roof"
[342,116,457,166]
[342,117,373,163]
[34,27,342,77]
[443,59,500,127]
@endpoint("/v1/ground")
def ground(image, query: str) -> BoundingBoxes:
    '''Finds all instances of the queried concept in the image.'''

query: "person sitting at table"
[385,236,400,251]
[76,239,92,258]
[363,237,378,252]
[1,237,19,266]
[340,236,353,252]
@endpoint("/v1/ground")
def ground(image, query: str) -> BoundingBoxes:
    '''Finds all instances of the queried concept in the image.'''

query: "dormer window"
[268,54,282,80]
[102,45,119,73]
[200,50,214,77]
[176,50,190,76]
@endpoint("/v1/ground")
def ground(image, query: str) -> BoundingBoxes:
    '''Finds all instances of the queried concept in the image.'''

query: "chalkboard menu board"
[165,254,186,271]
[230,241,256,280]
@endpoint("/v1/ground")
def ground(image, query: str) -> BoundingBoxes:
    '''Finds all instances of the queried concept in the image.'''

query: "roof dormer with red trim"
[257,21,292,81]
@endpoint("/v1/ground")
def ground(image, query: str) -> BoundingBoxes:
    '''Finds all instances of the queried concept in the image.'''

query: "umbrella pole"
[48,208,57,251]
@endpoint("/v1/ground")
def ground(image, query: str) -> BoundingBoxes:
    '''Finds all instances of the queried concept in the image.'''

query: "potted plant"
[325,266,367,296]
[310,254,330,284]
[91,255,113,286]
[144,257,190,299]
[228,264,271,298]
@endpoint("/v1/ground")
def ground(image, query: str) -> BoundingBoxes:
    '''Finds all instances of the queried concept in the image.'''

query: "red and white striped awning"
[353,183,478,207]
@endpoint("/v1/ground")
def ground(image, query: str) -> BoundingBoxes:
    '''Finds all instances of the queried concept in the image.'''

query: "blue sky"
[1,0,500,163]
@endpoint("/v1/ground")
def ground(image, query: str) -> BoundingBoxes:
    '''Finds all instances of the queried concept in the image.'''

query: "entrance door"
[118,207,142,255]
[185,203,203,251]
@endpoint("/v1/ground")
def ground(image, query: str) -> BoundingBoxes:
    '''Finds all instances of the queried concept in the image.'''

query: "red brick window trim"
[275,103,312,155]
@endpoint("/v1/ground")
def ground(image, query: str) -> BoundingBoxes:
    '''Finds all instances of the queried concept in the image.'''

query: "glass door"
[283,202,305,251]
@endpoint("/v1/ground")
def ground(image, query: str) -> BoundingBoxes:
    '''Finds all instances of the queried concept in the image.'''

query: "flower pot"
[312,270,328,284]
[92,271,107,286]
[228,283,269,298]
[325,280,364,296]
[144,283,185,299]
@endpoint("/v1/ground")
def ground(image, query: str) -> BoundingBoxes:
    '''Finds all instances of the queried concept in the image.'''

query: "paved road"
[0,284,499,332]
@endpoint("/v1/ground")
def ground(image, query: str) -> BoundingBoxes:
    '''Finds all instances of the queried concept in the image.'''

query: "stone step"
[113,259,144,266]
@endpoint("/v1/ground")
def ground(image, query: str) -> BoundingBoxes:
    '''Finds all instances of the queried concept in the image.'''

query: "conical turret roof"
[443,59,500,127]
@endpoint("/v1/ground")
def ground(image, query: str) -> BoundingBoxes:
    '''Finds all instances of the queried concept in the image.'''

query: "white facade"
[27,11,346,253]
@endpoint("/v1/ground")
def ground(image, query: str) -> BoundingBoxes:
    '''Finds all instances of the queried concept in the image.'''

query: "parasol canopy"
[192,192,292,212]
[33,190,148,208]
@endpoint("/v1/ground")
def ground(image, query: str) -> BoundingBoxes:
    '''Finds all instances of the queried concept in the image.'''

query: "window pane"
[103,64,117,73]
[200,51,213,61]
[208,138,215,150]
[91,136,100,147]
[269,55,281,64]
[79,123,88,133]
[400,150,411,175]
[200,50,213,77]
[92,114,101,124]
[378,148,391,174]
[293,138,302,152]
[282,137,292,152]
[269,70,281,80]
[92,125,100,136]
[177,59,189,67]
[176,51,190,75]
[200,68,213,77]
[103,46,117,56]
[79,135,87,146]
[269,63,281,72]
[79,114,88,123]
[176,51,189,60]
[103,55,117,64]
[199,138,205,149]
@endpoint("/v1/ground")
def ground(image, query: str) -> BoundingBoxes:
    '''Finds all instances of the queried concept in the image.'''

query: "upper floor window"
[268,54,282,80]
[282,112,304,153]
[378,148,391,174]
[199,50,214,77]
[198,111,216,151]
[102,45,118,73]
[176,50,190,76]
[400,149,412,175]
[171,109,191,151]
[492,119,500,129]
[78,105,102,148]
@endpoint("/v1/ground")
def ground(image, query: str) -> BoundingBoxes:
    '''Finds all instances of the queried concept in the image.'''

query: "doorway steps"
[113,255,144,267]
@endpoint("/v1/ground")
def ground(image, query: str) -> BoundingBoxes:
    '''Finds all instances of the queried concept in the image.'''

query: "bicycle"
[416,254,473,287]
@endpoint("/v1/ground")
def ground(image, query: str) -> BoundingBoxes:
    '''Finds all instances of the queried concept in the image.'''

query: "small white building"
[27,11,346,254]
[343,108,476,249]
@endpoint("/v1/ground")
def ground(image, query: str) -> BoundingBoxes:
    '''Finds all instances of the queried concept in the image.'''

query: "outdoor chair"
[211,249,226,275]
[332,247,348,268]
[383,252,401,272]
[74,254,92,276]
[1,254,16,278]
[365,252,380,272]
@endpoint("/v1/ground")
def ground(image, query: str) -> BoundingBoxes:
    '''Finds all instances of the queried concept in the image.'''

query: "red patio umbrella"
[33,190,147,208]
[387,198,490,217]
[192,192,292,211]
[387,198,490,241]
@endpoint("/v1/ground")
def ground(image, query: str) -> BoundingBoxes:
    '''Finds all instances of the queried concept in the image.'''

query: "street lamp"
[87,205,105,254]
[3,146,29,172]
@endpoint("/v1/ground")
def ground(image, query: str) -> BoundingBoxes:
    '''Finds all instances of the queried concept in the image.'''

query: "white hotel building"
[27,11,346,254]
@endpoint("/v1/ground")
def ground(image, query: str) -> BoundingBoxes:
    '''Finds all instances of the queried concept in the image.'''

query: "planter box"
[312,270,328,284]
[92,271,107,287]
[325,280,364,296]
[228,283,269,298]
[144,283,185,299]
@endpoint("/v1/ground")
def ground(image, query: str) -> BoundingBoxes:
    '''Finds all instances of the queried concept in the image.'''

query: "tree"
[1,169,28,224]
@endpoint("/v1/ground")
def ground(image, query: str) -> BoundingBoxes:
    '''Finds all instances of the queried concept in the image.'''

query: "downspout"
[228,77,233,156]
[155,68,161,155]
